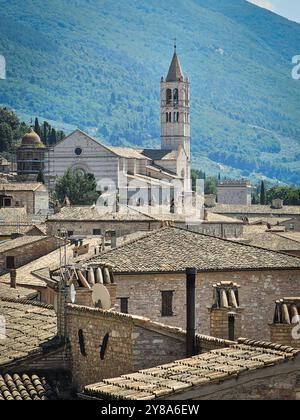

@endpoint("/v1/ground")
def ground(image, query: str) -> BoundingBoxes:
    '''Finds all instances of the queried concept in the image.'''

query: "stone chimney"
[208,282,244,341]
[10,269,17,289]
[269,298,300,348]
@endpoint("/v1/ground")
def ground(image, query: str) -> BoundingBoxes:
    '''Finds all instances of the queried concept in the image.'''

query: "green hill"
[0,0,299,184]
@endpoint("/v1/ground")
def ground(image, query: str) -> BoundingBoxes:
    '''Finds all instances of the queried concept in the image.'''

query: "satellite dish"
[69,283,76,304]
[92,284,111,310]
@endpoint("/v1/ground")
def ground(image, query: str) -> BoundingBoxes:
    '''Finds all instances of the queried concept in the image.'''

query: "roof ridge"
[237,338,300,355]
[94,225,300,266]
[0,296,54,310]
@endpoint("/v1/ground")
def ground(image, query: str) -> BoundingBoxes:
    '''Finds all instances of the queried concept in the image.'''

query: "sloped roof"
[166,52,184,82]
[212,204,300,216]
[0,183,46,192]
[47,205,155,221]
[90,227,300,273]
[83,338,299,400]
[0,283,37,301]
[236,229,300,252]
[0,373,58,400]
[141,149,179,161]
[0,299,57,369]
[108,146,150,160]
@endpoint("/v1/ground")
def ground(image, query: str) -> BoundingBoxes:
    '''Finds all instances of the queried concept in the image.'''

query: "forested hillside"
[0,0,299,184]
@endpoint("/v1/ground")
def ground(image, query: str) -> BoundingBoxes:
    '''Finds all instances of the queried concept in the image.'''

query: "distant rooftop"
[212,204,300,216]
[90,226,300,273]
[0,182,46,192]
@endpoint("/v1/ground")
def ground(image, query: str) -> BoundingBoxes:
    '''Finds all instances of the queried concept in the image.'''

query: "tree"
[55,168,99,205]
[260,181,266,205]
[34,117,41,138]
[0,123,13,153]
[37,170,45,184]
[49,128,57,145]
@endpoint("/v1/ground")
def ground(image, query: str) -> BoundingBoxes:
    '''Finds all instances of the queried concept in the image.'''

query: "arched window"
[166,89,172,105]
[169,112,172,122]
[173,89,179,105]
[166,113,169,123]
[176,112,179,122]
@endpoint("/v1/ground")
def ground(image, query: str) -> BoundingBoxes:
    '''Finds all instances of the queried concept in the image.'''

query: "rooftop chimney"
[10,269,17,289]
[186,267,197,357]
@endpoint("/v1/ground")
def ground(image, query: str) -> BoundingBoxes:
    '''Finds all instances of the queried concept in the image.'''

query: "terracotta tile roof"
[0,298,57,369]
[90,227,300,273]
[83,338,299,400]
[0,373,58,400]
[0,182,46,192]
[47,205,155,222]
[236,228,300,252]
[0,208,45,226]
[212,204,300,216]
[0,283,37,301]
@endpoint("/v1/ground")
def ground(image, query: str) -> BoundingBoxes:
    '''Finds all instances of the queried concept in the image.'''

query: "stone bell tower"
[160,44,190,162]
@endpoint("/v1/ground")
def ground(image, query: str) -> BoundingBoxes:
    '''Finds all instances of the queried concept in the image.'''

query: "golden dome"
[21,129,45,148]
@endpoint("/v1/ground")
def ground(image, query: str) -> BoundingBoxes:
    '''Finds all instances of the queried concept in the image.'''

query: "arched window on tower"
[166,89,172,105]
[173,89,179,105]
[177,112,179,122]
[166,113,169,123]
[169,112,172,122]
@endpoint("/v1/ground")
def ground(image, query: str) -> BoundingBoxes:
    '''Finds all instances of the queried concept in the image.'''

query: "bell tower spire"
[160,45,190,162]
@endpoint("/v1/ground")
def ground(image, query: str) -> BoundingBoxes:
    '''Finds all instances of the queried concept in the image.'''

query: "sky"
[248,0,300,23]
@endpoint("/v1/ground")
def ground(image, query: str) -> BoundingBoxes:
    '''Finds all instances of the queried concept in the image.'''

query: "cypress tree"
[260,181,266,205]
[34,117,41,137]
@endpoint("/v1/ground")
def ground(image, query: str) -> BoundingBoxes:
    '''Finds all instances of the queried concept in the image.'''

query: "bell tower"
[160,44,190,162]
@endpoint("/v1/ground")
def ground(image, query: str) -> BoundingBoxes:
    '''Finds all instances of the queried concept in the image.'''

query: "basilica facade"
[47,49,191,205]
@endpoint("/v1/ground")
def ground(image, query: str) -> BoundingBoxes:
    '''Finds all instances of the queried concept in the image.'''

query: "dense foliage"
[0,0,299,184]
[0,107,65,160]
[54,168,100,205]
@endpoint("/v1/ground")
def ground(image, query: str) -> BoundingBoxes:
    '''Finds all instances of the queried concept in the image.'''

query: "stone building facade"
[46,49,191,201]
[0,235,61,275]
[90,227,300,342]
[0,182,49,214]
[217,180,252,206]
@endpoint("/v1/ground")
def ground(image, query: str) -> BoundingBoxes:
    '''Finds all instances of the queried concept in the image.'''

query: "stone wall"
[209,308,243,341]
[0,236,61,275]
[270,324,300,349]
[114,270,300,342]
[66,305,189,391]
[46,220,161,237]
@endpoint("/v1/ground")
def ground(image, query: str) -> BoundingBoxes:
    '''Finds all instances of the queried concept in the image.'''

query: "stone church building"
[47,48,191,205]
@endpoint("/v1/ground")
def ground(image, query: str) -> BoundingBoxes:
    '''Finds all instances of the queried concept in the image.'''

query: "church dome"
[20,129,45,148]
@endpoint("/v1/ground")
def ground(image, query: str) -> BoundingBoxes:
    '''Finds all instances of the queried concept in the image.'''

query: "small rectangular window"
[67,231,74,237]
[161,291,174,317]
[120,298,129,314]
[93,229,101,236]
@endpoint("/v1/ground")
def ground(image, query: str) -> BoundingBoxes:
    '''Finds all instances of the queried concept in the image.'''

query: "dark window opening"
[75,147,83,156]
[67,231,74,237]
[6,256,15,270]
[228,313,235,341]
[78,329,86,357]
[93,229,101,236]
[161,291,174,317]
[173,89,179,105]
[120,298,129,314]
[166,89,172,105]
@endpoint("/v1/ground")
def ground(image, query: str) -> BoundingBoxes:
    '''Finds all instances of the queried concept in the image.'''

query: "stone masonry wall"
[115,270,300,342]
[0,236,61,274]
[132,326,186,371]
[67,306,192,391]
[46,220,161,237]
[270,324,300,349]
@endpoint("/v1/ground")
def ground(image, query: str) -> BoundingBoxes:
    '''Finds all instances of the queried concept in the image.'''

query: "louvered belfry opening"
[209,282,243,341]
[270,298,300,348]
